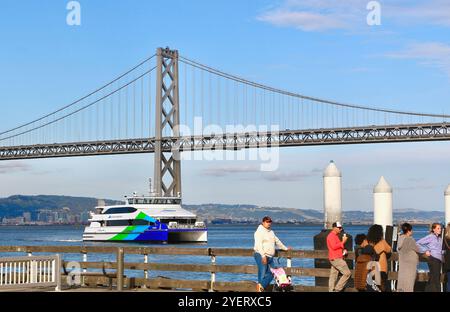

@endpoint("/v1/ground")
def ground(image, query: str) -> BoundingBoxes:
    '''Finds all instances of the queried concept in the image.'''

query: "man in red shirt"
[327,221,351,292]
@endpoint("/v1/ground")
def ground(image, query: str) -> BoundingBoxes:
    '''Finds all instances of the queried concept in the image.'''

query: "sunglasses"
[264,220,272,223]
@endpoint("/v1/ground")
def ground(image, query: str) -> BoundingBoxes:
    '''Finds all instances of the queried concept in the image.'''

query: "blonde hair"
[446,223,450,240]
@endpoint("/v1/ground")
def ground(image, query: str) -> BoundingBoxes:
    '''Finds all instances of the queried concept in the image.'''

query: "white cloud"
[260,169,321,181]
[257,9,348,31]
[201,165,321,182]
[386,42,450,77]
[257,0,365,32]
[201,165,262,177]
[388,0,450,27]
[0,162,31,174]
[257,0,450,32]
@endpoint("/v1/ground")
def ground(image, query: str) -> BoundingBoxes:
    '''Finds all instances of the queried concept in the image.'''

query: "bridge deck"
[1,123,449,160]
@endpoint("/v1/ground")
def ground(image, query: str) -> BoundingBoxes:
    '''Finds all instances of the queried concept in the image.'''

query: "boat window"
[159,219,195,224]
[106,220,131,227]
[127,198,181,205]
[131,220,155,226]
[152,199,179,204]
[103,207,137,214]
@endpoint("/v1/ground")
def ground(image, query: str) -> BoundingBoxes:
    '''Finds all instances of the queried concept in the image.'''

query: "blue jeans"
[254,253,277,289]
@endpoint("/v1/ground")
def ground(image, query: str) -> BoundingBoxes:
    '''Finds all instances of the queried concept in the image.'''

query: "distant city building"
[23,212,32,222]
[80,212,90,223]
[2,217,25,225]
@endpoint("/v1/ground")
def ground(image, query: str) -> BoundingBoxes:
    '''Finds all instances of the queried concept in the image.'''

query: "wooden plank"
[123,247,210,256]
[0,245,116,254]
[0,246,425,263]
[62,261,346,278]
[213,281,256,292]
[287,267,331,278]
[138,277,210,290]
[292,285,357,292]
[388,271,445,282]
[61,260,114,270]
[209,248,254,257]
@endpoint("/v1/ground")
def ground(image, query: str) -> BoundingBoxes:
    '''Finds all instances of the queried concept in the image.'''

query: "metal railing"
[0,255,61,290]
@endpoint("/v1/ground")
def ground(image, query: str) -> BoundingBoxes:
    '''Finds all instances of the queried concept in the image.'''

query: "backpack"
[355,254,371,290]
[354,244,381,291]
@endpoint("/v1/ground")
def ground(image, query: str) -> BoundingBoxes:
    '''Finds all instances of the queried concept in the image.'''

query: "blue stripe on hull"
[134,230,168,241]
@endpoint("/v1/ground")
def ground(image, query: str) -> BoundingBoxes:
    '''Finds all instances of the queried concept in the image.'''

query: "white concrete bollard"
[323,160,342,229]
[374,176,393,233]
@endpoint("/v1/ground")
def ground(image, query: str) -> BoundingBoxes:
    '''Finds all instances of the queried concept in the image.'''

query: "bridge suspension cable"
[179,55,450,119]
[0,55,157,147]
[0,55,156,137]
[0,67,156,142]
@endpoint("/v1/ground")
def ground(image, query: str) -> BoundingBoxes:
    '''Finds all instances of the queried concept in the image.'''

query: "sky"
[0,0,450,212]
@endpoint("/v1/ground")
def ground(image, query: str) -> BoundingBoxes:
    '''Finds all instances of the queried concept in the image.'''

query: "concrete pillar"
[445,184,450,226]
[323,160,342,229]
[374,176,393,232]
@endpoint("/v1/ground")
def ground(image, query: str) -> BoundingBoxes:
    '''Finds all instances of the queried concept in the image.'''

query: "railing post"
[30,260,37,284]
[54,254,61,291]
[209,248,215,292]
[117,247,124,292]
[143,253,149,289]
[81,252,87,286]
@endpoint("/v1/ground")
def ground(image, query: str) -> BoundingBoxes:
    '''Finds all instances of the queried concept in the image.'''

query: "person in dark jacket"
[444,223,450,292]
[354,233,367,261]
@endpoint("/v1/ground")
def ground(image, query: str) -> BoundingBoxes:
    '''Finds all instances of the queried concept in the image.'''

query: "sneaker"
[256,283,264,292]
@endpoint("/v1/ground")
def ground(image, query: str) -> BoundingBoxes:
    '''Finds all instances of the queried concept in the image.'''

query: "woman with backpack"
[417,223,444,292]
[354,233,370,291]
[361,224,392,292]
[397,223,419,292]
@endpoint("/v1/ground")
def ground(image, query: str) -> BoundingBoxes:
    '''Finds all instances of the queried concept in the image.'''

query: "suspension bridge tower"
[154,47,181,198]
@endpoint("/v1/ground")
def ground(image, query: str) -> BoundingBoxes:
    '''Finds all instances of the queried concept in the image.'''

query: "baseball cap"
[262,216,272,223]
[332,221,343,228]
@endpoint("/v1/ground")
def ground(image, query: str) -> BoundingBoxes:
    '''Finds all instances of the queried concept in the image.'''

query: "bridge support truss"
[154,47,181,198]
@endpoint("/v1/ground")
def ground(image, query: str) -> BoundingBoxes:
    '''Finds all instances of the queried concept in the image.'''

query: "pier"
[0,245,441,292]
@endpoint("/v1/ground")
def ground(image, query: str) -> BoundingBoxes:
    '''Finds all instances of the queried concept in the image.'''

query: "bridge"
[1,47,449,197]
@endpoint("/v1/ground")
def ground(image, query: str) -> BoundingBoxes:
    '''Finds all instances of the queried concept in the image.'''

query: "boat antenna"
[149,178,153,196]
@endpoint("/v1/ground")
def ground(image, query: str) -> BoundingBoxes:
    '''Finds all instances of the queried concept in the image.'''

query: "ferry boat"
[82,193,207,243]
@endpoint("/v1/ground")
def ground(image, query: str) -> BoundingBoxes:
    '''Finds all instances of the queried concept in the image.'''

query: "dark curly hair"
[367,224,384,244]
[401,223,412,234]
[355,233,367,246]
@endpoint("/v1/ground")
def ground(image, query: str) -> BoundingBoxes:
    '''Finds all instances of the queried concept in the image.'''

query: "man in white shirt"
[254,216,291,292]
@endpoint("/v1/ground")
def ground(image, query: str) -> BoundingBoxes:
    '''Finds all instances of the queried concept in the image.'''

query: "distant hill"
[0,195,120,219]
[0,195,445,224]
[184,204,323,223]
[184,204,444,225]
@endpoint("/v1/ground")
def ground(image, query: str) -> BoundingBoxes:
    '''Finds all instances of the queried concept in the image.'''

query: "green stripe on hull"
[136,212,146,220]
[109,226,136,241]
